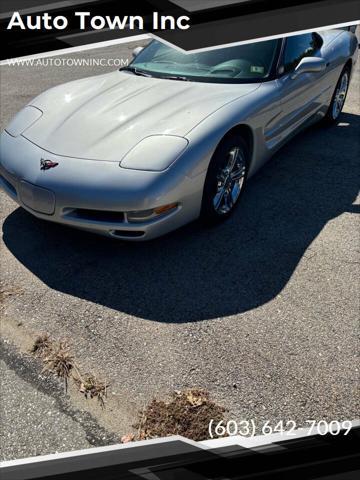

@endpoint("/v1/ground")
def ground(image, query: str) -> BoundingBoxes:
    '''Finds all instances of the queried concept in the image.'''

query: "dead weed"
[30,334,52,356]
[30,334,108,403]
[76,374,109,408]
[133,389,226,442]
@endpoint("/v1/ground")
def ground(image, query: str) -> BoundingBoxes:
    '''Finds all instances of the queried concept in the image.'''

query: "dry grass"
[30,334,108,402]
[30,334,52,356]
[76,374,109,408]
[133,389,226,442]
[42,340,75,392]
[31,335,76,392]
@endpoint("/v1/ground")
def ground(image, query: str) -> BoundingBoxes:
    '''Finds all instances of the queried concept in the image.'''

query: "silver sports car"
[0,30,358,240]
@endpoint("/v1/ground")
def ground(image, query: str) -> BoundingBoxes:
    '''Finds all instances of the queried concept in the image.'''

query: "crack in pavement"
[0,338,119,460]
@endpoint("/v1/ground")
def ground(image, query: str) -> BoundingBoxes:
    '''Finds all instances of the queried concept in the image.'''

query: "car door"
[274,33,328,141]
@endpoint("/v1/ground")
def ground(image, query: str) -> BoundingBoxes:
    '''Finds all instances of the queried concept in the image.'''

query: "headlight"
[120,135,188,171]
[5,106,43,137]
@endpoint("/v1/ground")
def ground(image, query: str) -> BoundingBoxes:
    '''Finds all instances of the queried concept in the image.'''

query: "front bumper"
[0,132,203,240]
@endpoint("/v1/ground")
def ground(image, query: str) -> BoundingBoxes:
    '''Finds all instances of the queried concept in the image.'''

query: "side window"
[283,33,318,73]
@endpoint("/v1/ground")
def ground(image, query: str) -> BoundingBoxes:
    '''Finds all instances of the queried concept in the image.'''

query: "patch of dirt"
[133,389,227,442]
[0,285,23,306]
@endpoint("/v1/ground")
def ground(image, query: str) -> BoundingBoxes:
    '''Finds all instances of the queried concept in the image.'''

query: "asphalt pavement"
[0,39,359,461]
[0,340,118,461]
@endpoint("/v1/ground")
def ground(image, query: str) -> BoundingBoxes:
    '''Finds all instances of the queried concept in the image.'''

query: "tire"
[323,66,351,125]
[201,133,249,224]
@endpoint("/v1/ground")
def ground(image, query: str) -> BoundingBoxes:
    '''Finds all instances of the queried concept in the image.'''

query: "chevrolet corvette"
[0,30,358,240]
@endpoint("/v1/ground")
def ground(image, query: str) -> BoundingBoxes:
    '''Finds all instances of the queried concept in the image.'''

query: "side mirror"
[132,46,144,58]
[291,57,327,79]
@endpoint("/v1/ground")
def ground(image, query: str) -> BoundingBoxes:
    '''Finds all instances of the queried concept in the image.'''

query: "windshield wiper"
[161,75,190,82]
[121,67,189,82]
[121,66,153,77]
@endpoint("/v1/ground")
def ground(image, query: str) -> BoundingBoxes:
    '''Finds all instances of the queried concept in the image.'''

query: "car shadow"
[2,113,359,323]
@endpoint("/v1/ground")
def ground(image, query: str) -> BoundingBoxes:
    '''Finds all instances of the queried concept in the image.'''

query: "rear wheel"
[201,133,249,224]
[324,67,350,124]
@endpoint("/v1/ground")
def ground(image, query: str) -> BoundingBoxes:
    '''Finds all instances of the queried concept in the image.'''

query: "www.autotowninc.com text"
[4,57,130,67]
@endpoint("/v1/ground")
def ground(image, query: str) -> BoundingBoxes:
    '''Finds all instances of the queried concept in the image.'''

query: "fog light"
[127,203,178,223]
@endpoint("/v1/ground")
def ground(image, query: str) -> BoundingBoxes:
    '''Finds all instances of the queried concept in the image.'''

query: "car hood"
[22,71,260,162]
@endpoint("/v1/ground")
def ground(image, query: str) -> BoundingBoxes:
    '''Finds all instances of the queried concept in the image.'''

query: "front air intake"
[111,230,145,238]
[65,208,125,223]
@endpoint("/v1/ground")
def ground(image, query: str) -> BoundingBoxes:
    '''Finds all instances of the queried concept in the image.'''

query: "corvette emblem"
[40,159,59,170]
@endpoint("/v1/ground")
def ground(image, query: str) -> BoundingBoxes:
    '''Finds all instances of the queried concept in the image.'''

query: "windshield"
[128,39,280,83]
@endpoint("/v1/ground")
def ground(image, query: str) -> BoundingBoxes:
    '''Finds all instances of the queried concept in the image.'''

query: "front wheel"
[324,67,350,124]
[201,133,249,224]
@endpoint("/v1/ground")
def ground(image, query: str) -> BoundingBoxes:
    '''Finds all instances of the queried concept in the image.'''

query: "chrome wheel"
[332,72,349,120]
[213,146,247,215]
